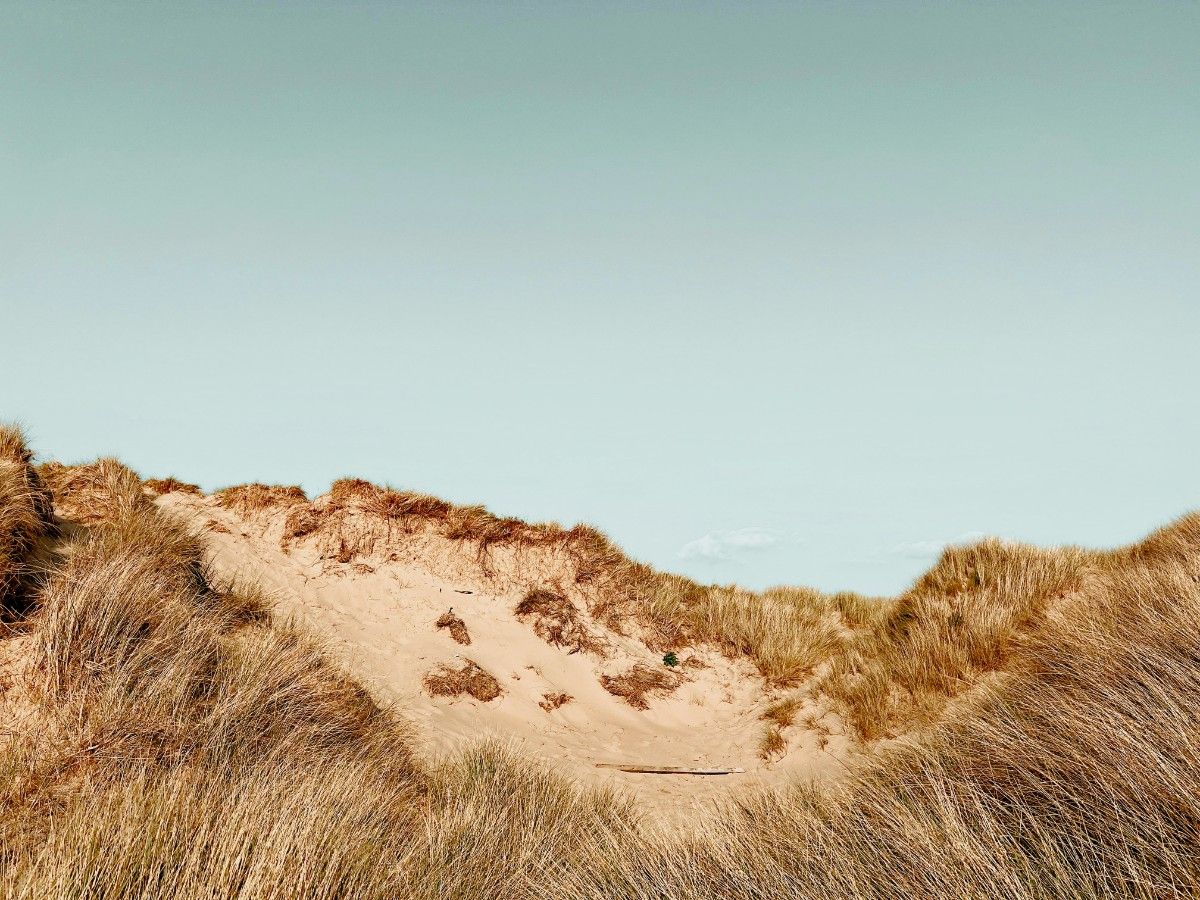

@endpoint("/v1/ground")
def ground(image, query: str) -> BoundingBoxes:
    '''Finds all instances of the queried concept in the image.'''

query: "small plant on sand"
[662,651,679,667]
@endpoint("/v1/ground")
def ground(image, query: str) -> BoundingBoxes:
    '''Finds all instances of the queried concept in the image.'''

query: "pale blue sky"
[2,2,1197,594]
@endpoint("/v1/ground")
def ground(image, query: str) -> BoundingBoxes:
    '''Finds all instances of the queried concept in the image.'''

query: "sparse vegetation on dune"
[199,474,882,685]
[10,435,1200,897]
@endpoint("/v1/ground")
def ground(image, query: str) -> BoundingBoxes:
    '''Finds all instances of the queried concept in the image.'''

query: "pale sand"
[158,492,853,817]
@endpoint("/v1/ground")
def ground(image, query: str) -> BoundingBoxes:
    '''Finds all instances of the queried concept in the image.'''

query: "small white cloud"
[678,527,783,561]
[891,531,988,559]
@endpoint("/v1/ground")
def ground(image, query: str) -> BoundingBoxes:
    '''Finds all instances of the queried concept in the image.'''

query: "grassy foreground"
[3,425,1200,898]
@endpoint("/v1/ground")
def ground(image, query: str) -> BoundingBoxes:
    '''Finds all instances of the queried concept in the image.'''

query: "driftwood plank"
[595,763,745,775]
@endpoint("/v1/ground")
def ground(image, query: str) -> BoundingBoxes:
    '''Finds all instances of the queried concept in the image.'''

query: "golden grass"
[819,538,1099,739]
[0,426,54,610]
[1,452,426,897]
[36,457,150,525]
[762,693,805,728]
[759,723,786,760]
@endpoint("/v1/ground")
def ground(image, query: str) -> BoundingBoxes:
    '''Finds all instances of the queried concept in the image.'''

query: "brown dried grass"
[424,660,502,702]
[759,724,786,760]
[143,477,202,496]
[762,694,805,729]
[599,663,682,710]
[435,611,471,646]
[0,425,55,610]
[514,589,604,655]
[35,458,148,525]
[539,692,573,712]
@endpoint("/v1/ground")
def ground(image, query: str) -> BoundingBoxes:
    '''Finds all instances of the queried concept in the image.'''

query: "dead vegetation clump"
[424,660,502,702]
[599,663,683,710]
[143,476,202,496]
[277,479,455,562]
[539,692,573,712]
[514,589,604,655]
[435,611,471,645]
[259,477,639,592]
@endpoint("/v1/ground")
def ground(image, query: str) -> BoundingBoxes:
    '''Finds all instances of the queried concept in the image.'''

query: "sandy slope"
[158,492,852,814]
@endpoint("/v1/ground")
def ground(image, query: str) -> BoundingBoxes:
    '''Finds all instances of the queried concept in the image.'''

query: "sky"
[2,2,1198,595]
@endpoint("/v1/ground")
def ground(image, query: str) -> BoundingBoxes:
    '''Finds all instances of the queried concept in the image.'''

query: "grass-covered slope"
[2,430,1199,898]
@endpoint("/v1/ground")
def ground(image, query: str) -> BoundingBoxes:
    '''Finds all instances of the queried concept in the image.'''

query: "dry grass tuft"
[143,476,202,496]
[435,611,472,645]
[35,458,148,525]
[514,589,604,655]
[762,694,805,729]
[424,660,503,702]
[759,723,786,761]
[539,692,573,712]
[599,663,682,710]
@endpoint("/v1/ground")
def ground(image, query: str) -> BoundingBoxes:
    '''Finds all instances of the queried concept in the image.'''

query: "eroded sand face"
[158,493,852,816]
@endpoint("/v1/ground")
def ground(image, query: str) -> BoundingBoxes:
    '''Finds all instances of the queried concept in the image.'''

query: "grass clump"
[143,476,203,496]
[759,724,786,761]
[539,692,573,712]
[215,483,307,517]
[819,538,1097,739]
[435,611,472,645]
[599,663,682,710]
[424,661,503,702]
[514,589,604,655]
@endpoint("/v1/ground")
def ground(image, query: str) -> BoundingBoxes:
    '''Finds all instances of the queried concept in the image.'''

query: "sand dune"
[157,488,851,817]
[8,437,1200,897]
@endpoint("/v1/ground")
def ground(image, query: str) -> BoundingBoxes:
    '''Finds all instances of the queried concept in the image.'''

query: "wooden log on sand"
[596,763,746,775]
